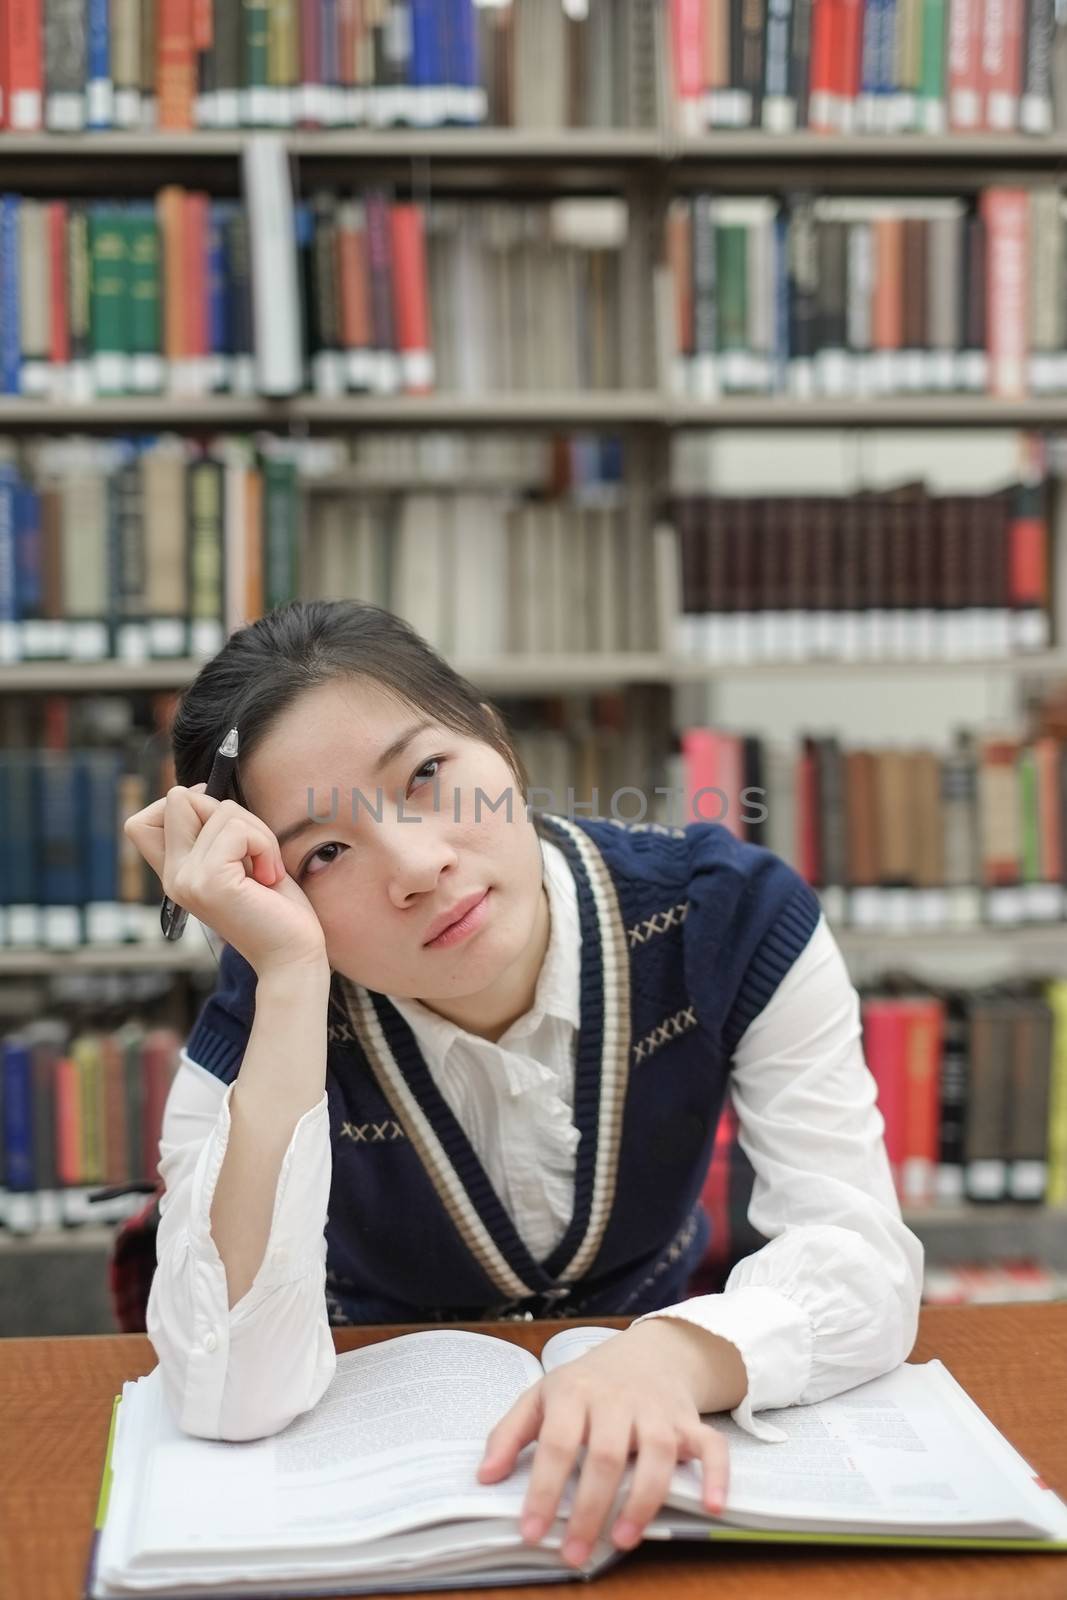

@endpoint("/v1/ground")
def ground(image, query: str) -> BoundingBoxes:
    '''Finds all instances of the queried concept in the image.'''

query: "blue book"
[860,0,882,129]
[87,0,114,128]
[83,751,123,904]
[13,482,42,628]
[207,202,229,381]
[0,464,17,637]
[35,750,90,907]
[0,754,38,905]
[410,0,444,124]
[0,196,21,395]
[878,0,898,125]
[2,1040,35,1193]
[320,0,339,117]
[451,0,484,123]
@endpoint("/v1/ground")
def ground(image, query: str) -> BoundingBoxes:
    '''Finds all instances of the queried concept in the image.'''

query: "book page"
[540,1325,621,1373]
[127,1331,559,1564]
[661,1359,1067,1538]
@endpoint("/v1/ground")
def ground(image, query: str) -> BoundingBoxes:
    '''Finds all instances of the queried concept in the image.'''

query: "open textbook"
[88,1325,1067,1596]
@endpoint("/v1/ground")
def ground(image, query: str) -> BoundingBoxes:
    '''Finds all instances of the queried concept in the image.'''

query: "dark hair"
[170,600,530,807]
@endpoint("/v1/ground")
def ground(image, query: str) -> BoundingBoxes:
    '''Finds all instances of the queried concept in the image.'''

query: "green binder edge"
[95,1395,121,1532]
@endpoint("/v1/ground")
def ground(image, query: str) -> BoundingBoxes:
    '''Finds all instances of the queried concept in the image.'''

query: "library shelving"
[3,38,1067,1322]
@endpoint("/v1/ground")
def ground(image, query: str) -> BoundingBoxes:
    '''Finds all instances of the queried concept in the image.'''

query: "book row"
[669,482,1053,664]
[0,0,661,134]
[0,432,648,665]
[859,983,1067,1209]
[666,187,1067,401]
[922,1260,1067,1304]
[0,724,177,948]
[0,1017,180,1233]
[0,184,629,401]
[669,0,1067,136]
[0,435,301,662]
[676,728,1067,926]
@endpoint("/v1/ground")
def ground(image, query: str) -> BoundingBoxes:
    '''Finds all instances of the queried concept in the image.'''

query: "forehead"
[240,681,432,813]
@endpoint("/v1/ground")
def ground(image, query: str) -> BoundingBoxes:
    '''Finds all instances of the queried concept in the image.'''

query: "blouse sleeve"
[146,1051,337,1441]
[634,914,925,1443]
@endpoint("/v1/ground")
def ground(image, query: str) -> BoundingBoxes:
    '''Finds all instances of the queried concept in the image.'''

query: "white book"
[89,1328,1067,1599]
[242,135,303,397]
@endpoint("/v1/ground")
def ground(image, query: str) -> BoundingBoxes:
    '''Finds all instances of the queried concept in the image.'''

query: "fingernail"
[521,1514,545,1543]
[612,1520,640,1549]
[562,1539,589,1567]
[707,1489,724,1514]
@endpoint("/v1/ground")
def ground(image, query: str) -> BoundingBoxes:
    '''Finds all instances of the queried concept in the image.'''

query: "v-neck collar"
[335,812,632,1303]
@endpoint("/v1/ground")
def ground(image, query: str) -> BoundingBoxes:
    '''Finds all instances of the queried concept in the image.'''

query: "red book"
[6,0,42,130]
[795,737,821,886]
[47,200,70,367]
[948,0,981,130]
[1034,737,1063,885]
[681,727,743,834]
[981,0,1023,131]
[670,0,704,134]
[982,188,1029,399]
[1008,480,1049,646]
[191,0,213,50]
[157,0,195,130]
[300,0,323,125]
[837,0,864,129]
[808,0,837,131]
[389,203,433,394]
[142,1029,180,1184]
[54,1054,83,1188]
[901,997,944,1209]
[861,998,909,1202]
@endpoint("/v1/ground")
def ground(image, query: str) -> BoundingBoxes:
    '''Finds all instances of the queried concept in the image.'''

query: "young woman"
[125,598,923,1568]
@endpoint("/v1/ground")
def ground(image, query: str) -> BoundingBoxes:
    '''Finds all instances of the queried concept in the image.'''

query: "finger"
[162,798,280,903]
[182,809,283,892]
[560,1415,633,1567]
[478,1386,542,1483]
[518,1402,587,1548]
[610,1422,679,1550]
[679,1422,729,1515]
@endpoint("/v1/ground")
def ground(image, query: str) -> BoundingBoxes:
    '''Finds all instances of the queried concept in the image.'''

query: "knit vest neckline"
[333,811,631,1303]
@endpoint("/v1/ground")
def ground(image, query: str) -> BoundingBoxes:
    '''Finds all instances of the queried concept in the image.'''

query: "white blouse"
[146,837,925,1447]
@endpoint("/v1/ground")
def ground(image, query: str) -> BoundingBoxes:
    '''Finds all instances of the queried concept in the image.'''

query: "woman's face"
[239,679,545,1007]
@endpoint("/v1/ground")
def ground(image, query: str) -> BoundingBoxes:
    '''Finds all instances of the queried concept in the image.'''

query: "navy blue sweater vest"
[184,812,821,1325]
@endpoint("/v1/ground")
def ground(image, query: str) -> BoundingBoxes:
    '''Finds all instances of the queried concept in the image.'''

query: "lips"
[423,890,488,947]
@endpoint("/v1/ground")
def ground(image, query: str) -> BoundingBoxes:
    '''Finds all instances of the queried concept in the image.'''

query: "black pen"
[160,726,240,942]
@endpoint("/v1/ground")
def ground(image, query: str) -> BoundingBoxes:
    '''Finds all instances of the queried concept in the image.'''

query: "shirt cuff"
[185,1083,332,1297]
[634,1285,814,1444]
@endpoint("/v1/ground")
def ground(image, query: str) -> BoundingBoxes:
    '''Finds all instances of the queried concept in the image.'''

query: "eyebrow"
[273,721,437,851]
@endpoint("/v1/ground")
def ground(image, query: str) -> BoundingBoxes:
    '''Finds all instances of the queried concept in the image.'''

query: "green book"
[88,205,130,396]
[85,1335,1067,1597]
[186,456,225,657]
[919,0,946,131]
[125,204,163,393]
[262,453,299,609]
[715,223,747,369]
[242,0,271,125]
[1018,745,1042,883]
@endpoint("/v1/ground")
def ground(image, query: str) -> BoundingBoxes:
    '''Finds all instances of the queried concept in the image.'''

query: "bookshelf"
[2,4,1067,1327]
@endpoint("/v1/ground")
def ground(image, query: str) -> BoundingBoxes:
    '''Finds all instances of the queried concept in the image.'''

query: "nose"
[381,814,460,909]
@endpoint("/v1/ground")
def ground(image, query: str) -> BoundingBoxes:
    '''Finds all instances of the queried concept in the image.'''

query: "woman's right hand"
[124,785,328,978]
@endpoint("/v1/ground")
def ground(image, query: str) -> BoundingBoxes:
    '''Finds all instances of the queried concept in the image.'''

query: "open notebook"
[87,1325,1067,1596]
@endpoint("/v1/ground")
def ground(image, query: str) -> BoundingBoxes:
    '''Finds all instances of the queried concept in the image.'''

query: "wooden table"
[2,1302,1066,1600]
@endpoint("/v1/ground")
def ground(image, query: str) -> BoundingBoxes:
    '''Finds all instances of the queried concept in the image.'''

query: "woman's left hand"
[476,1318,744,1567]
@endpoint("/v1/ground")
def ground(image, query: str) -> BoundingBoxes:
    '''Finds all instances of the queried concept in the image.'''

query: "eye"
[298,841,347,883]
[408,756,444,793]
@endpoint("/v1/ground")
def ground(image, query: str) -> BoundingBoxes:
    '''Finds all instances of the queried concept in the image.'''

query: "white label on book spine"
[86,902,126,944]
[69,621,108,661]
[10,88,43,129]
[987,887,1024,925]
[1009,1160,1047,1200]
[966,1159,1006,1200]
[190,619,224,658]
[42,906,81,949]
[47,92,85,130]
[0,621,19,663]
[116,623,149,663]
[148,618,187,657]
[7,906,40,945]
[113,88,141,128]
[935,1165,965,1204]
[87,79,114,126]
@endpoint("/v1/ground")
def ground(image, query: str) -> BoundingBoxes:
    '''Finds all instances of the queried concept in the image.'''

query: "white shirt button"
[202,1330,218,1354]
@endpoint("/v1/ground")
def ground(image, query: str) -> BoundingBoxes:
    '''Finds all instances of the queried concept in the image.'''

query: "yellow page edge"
[95,1395,122,1532]
[699,1526,1067,1552]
